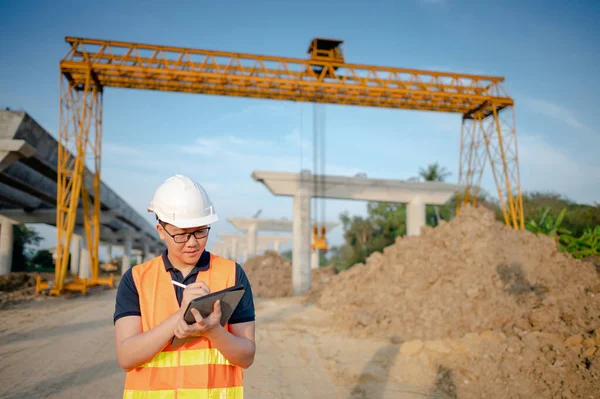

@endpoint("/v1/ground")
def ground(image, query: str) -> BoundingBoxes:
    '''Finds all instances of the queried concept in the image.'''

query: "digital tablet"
[170,284,245,348]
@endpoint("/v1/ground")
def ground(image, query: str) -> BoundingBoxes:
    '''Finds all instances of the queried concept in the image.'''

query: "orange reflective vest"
[122,253,244,399]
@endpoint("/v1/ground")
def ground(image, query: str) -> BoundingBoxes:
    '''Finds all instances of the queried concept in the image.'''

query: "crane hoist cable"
[312,103,327,251]
[320,104,326,244]
[312,102,319,238]
[299,104,304,172]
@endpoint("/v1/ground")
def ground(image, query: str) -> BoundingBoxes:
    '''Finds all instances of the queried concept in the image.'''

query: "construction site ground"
[0,287,430,399]
[1,207,599,398]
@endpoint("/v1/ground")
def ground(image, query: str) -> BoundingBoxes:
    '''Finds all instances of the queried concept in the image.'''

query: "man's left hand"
[174,300,222,339]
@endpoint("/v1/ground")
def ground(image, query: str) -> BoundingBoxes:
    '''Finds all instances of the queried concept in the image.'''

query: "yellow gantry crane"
[46,36,523,295]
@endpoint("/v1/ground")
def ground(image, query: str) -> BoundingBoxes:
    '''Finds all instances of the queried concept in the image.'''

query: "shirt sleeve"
[229,263,256,324]
[113,267,141,324]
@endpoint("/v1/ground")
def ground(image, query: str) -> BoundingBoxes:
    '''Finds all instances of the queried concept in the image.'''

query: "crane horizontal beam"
[60,37,513,115]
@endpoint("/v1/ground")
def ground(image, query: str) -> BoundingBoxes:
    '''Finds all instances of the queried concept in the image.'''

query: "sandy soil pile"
[0,272,38,308]
[243,251,293,298]
[0,272,36,292]
[243,251,337,299]
[318,205,600,397]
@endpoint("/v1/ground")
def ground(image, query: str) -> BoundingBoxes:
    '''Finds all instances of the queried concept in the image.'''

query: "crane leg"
[40,70,103,295]
[457,113,488,214]
[456,106,524,230]
[481,105,524,230]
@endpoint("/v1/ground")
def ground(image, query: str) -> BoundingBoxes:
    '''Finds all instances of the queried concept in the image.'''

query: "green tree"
[418,162,451,182]
[418,162,452,223]
[11,224,43,272]
[31,249,55,270]
[330,202,409,271]
[280,249,292,261]
[521,192,600,237]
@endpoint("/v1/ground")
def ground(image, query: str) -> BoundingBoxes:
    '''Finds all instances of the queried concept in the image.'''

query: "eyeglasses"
[161,224,211,243]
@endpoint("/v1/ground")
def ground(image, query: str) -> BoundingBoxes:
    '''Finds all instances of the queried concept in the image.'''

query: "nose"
[185,234,200,247]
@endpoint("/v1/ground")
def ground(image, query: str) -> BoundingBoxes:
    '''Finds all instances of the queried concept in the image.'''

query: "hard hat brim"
[157,213,219,229]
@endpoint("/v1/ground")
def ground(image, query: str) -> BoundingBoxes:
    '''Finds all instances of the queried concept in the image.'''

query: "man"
[114,174,256,399]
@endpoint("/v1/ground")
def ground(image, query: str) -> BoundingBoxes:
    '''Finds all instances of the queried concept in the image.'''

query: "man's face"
[157,222,210,266]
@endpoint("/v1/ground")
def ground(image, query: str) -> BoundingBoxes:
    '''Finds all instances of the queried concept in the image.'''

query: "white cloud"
[526,99,593,133]
[216,104,290,123]
[179,137,225,155]
[177,132,364,179]
[179,135,275,156]
[103,141,144,156]
[516,133,600,204]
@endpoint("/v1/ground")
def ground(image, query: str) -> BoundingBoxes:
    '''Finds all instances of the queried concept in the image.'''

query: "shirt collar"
[162,249,211,272]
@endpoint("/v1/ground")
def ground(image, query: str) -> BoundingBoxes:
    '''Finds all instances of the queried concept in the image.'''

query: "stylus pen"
[171,280,187,289]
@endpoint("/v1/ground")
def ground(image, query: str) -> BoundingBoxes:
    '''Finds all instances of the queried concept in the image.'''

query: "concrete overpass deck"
[252,169,461,294]
[0,110,164,274]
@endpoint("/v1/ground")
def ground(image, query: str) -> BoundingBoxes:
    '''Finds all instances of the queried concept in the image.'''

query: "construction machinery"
[47,35,522,295]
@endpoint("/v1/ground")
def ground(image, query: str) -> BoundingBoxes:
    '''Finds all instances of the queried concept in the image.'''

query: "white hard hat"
[147,174,218,228]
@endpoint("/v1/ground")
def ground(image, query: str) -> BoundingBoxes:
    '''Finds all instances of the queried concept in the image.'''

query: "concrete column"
[121,234,132,275]
[70,234,81,275]
[292,171,311,295]
[406,199,426,237]
[247,224,257,258]
[0,218,14,275]
[274,240,281,253]
[143,241,150,262]
[231,239,238,262]
[311,249,320,270]
[106,244,113,263]
[79,236,91,280]
[137,253,142,265]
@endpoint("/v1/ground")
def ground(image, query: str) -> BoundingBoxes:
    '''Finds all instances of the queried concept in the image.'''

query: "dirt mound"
[318,205,600,397]
[0,272,36,292]
[0,272,38,308]
[243,251,337,299]
[243,251,293,298]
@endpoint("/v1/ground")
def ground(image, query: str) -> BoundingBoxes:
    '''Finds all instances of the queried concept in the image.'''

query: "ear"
[156,224,166,241]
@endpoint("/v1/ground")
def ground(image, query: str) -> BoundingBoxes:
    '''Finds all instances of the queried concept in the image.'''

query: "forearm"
[207,325,256,368]
[117,310,182,371]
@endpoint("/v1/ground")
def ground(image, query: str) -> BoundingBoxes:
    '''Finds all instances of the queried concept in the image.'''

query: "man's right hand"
[181,281,210,310]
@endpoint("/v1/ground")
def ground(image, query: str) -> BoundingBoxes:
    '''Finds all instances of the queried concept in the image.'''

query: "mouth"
[183,250,200,256]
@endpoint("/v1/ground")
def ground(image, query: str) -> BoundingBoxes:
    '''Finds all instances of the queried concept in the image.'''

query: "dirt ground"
[0,287,435,399]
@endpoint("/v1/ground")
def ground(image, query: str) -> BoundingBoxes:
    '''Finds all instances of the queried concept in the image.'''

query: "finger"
[175,326,184,338]
[185,288,210,296]
[190,308,204,323]
[186,281,210,292]
[213,300,221,316]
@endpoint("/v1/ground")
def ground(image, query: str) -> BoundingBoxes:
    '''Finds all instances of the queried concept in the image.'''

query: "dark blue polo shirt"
[113,250,255,325]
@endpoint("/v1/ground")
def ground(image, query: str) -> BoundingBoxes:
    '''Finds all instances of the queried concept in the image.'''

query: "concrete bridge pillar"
[70,234,81,276]
[292,171,312,295]
[247,224,257,258]
[406,199,426,237]
[121,234,133,275]
[311,249,320,270]
[79,237,91,280]
[221,245,230,259]
[143,241,150,262]
[0,217,15,275]
[106,244,113,264]
[230,239,238,263]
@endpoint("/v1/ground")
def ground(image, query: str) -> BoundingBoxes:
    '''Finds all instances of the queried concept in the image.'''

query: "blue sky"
[1,0,599,254]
